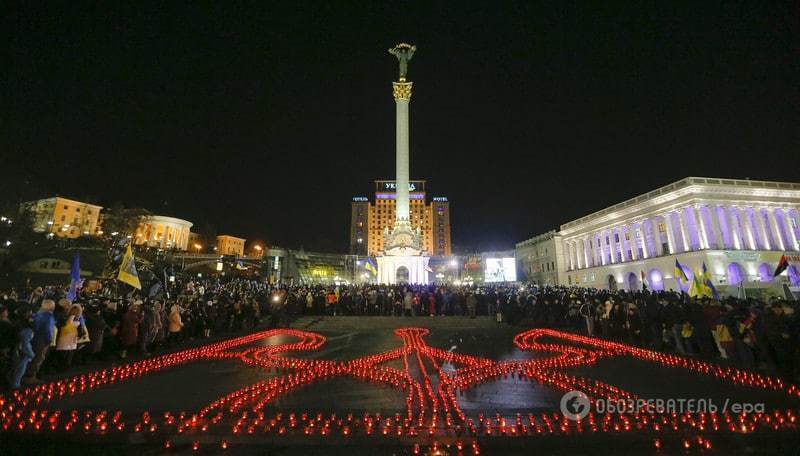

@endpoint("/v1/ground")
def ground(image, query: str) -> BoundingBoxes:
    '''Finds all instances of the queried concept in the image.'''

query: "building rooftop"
[560,176,800,231]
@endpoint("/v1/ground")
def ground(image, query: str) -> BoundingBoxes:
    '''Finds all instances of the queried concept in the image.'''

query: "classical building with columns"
[134,215,193,251]
[519,177,800,292]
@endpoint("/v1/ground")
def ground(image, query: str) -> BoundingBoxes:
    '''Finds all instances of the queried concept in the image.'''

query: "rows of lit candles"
[0,326,797,455]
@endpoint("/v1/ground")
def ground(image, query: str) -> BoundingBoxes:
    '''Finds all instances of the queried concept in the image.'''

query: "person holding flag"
[66,252,82,302]
[117,243,141,290]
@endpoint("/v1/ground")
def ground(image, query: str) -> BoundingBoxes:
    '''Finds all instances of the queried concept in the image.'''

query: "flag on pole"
[117,244,141,289]
[674,259,689,283]
[773,255,789,277]
[688,269,702,298]
[67,252,81,301]
[701,262,720,300]
[364,257,378,275]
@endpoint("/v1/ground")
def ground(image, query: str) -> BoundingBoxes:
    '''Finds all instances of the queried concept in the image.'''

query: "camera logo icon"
[560,390,590,421]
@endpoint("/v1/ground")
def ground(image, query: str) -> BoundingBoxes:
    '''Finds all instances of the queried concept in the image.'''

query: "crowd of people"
[1,277,799,390]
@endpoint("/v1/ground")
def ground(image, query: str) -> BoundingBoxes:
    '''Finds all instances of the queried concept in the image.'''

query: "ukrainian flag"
[674,259,689,282]
[117,244,141,290]
[701,262,720,300]
[364,257,378,275]
[688,268,702,298]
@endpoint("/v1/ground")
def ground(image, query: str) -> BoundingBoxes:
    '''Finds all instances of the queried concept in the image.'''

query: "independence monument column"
[376,43,429,284]
[392,62,413,223]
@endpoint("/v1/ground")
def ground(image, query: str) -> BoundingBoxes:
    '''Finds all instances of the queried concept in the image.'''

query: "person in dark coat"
[120,302,143,358]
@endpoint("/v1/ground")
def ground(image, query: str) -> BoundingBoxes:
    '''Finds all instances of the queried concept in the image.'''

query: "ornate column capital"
[392,81,413,101]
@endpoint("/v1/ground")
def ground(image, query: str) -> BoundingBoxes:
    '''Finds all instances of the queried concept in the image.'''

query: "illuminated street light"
[194,243,202,253]
[449,259,457,267]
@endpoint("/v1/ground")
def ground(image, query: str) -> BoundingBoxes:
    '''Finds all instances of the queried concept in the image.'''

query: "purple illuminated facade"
[548,177,800,293]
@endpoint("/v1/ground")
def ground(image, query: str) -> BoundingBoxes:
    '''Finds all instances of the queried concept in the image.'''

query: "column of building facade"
[632,222,646,259]
[766,208,786,251]
[723,206,741,250]
[737,207,757,250]
[624,225,637,261]
[692,206,709,250]
[569,240,577,270]
[574,240,580,268]
[583,236,592,268]
[608,230,617,264]
[650,217,663,257]
[677,208,691,252]
[614,225,628,263]
[597,231,606,265]
[593,233,601,266]
[564,240,572,270]
[575,240,583,269]
[785,208,800,251]
[707,205,725,249]
[752,207,771,250]
[625,225,636,261]
[662,212,677,254]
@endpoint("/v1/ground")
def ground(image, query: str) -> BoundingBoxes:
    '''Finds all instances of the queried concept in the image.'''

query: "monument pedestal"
[376,254,429,284]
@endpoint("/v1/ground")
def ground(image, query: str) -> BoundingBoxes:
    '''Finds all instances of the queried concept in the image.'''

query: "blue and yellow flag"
[117,244,141,290]
[701,262,720,300]
[688,269,702,297]
[364,257,378,275]
[674,259,689,282]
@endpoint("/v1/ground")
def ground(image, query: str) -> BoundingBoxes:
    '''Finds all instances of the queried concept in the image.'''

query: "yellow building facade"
[350,180,452,257]
[217,235,246,256]
[23,196,103,239]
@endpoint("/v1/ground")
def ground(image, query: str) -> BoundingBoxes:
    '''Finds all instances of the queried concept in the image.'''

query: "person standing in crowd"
[54,304,83,371]
[0,305,14,378]
[84,304,107,361]
[168,304,183,346]
[120,301,143,358]
[466,292,477,319]
[6,307,34,390]
[24,299,56,384]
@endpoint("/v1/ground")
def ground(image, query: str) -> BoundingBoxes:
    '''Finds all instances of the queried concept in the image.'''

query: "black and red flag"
[773,255,789,277]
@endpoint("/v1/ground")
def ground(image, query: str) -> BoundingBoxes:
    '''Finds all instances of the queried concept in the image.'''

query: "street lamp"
[253,244,263,257]
[194,243,202,254]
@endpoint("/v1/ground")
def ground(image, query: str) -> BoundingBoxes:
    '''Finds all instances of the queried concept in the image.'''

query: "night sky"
[3,2,798,253]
